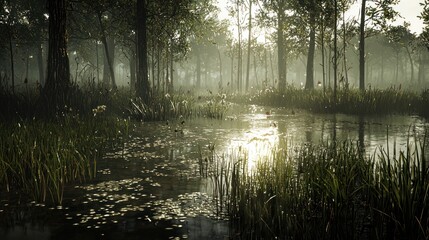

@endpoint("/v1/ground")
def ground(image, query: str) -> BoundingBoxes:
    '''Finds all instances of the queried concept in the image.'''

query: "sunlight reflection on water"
[227,114,280,172]
[212,106,429,173]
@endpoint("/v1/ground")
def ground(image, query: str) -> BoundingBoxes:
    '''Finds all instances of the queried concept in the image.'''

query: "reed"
[219,139,429,239]
[240,87,427,116]
[0,113,127,204]
[368,140,429,239]
[128,93,194,121]
[128,92,230,121]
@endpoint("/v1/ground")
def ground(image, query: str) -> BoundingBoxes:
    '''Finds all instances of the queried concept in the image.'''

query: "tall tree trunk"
[97,13,116,89]
[230,54,234,90]
[217,47,223,88]
[418,52,424,83]
[8,30,15,94]
[264,47,268,87]
[269,49,274,87]
[102,40,110,86]
[328,43,332,88]
[44,0,70,110]
[236,0,242,92]
[37,41,45,87]
[342,9,349,87]
[305,12,315,90]
[136,0,150,103]
[101,35,116,89]
[359,0,366,91]
[165,53,169,93]
[253,53,258,87]
[245,0,252,92]
[169,45,174,92]
[405,47,414,82]
[151,37,155,94]
[130,49,136,92]
[7,3,16,94]
[381,53,384,81]
[196,46,201,88]
[321,21,326,94]
[157,45,161,92]
[334,0,338,104]
[96,41,100,83]
[277,3,286,92]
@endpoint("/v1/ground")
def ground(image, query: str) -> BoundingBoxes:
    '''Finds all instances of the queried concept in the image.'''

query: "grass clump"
[222,140,429,239]
[0,113,128,204]
[128,93,194,121]
[128,91,230,121]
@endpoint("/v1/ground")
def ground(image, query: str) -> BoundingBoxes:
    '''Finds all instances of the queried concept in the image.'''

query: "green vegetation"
[0,113,128,204]
[0,84,230,205]
[240,87,429,117]
[203,140,429,239]
[128,92,230,121]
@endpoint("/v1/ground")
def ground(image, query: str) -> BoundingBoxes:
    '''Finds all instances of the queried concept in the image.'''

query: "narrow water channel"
[1,105,428,239]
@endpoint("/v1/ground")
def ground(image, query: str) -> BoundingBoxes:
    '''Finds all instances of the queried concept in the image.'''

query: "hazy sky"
[217,0,426,35]
[393,0,424,33]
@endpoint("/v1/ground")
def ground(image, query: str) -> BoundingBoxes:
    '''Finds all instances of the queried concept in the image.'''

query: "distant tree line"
[0,0,429,112]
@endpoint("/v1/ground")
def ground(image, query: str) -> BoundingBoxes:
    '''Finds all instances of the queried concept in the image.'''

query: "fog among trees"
[1,0,429,107]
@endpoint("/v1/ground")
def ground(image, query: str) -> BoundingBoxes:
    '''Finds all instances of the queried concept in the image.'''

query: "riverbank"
[232,87,429,117]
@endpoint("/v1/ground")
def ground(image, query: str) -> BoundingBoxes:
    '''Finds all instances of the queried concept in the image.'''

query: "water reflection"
[211,106,428,172]
[0,105,428,239]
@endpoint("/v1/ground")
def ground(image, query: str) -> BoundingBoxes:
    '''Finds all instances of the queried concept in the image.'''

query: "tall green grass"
[128,92,230,121]
[241,87,428,116]
[0,114,127,204]
[204,139,429,239]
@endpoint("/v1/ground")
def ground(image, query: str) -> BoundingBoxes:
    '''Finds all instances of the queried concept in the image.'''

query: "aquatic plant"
[241,86,427,116]
[368,140,429,239]
[206,139,429,239]
[128,93,194,121]
[0,114,128,204]
[198,93,230,120]
[128,92,230,121]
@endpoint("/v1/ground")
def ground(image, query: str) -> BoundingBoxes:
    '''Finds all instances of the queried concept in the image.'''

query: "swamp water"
[1,105,428,239]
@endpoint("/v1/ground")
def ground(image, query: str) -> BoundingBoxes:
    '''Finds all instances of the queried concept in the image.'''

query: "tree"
[276,0,287,91]
[360,0,399,90]
[43,0,71,110]
[228,0,245,92]
[359,0,366,90]
[245,0,252,92]
[23,0,48,86]
[136,0,150,103]
[293,0,319,90]
[70,0,130,89]
[259,0,289,92]
[386,24,416,82]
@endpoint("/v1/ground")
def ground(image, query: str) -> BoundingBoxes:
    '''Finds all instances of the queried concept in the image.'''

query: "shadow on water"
[0,104,428,239]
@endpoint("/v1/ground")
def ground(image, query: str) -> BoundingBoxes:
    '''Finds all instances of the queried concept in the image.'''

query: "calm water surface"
[1,104,428,239]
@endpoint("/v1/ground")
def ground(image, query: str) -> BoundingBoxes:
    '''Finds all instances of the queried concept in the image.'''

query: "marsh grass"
[369,139,429,239]
[0,114,128,204]
[128,92,230,121]
[241,87,428,116]
[198,143,241,219]
[128,93,194,121]
[202,139,429,239]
